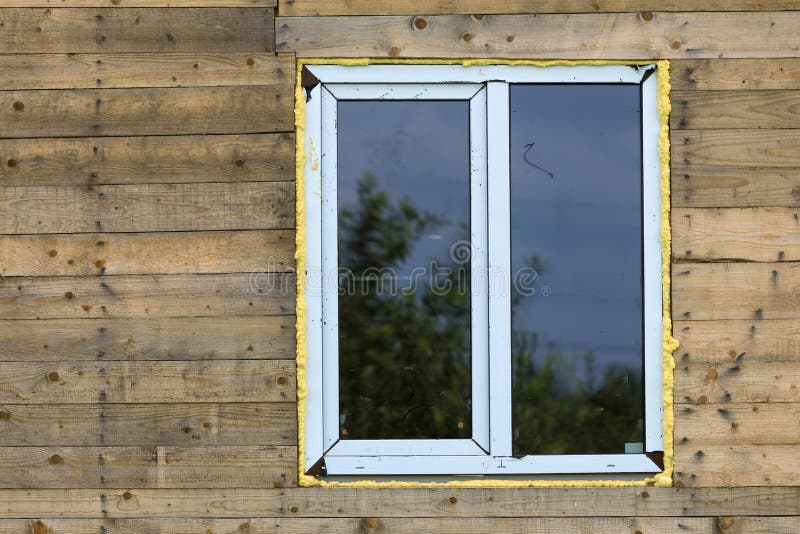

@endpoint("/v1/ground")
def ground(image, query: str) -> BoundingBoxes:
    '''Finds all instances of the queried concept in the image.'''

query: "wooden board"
[672,167,800,208]
[0,86,292,138]
[0,446,294,488]
[673,90,800,129]
[0,360,295,403]
[675,402,800,446]
[674,319,800,365]
[2,487,800,518]
[0,133,294,187]
[672,207,800,262]
[671,59,800,90]
[0,517,714,533]
[277,0,800,16]
[674,443,800,486]
[0,403,295,446]
[0,8,274,54]
[0,273,294,319]
[276,12,800,59]
[0,230,294,277]
[672,129,800,169]
[0,0,275,6]
[672,262,800,321]
[0,53,292,90]
[0,182,294,234]
[676,359,800,404]
[0,315,295,361]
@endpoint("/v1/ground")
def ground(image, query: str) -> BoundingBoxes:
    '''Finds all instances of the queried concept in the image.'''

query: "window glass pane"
[337,99,472,440]
[510,84,645,455]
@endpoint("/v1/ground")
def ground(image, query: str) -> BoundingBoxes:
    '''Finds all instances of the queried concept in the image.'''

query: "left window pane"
[336,100,472,440]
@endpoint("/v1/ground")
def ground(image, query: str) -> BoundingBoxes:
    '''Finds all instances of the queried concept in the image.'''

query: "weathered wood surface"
[0,316,295,361]
[675,444,800,486]
[0,403,295,446]
[0,182,294,234]
[672,90,800,129]
[0,517,715,533]
[0,133,294,187]
[675,402,800,445]
[0,273,294,319]
[672,168,800,208]
[672,262,800,321]
[672,129,800,169]
[0,230,293,276]
[2,487,800,518]
[277,0,800,16]
[0,86,292,138]
[0,0,275,6]
[0,360,295,403]
[0,53,292,90]
[674,319,800,364]
[276,13,800,59]
[0,9,274,53]
[672,59,800,90]
[676,358,800,404]
[0,446,294,488]
[672,208,800,262]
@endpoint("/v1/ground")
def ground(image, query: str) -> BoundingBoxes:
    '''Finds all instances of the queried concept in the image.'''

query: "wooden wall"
[1,0,799,532]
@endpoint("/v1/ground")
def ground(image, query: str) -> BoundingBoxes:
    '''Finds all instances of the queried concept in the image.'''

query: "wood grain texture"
[672,208,800,262]
[675,402,800,445]
[672,59,800,90]
[673,90,800,129]
[0,273,294,319]
[0,0,275,6]
[0,8,274,53]
[672,167,800,208]
[674,319,800,364]
[0,316,295,361]
[0,403,295,446]
[0,517,714,533]
[0,446,294,488]
[672,129,800,169]
[672,262,800,321]
[676,358,800,404]
[0,86,292,138]
[0,360,295,403]
[2,487,800,518]
[0,230,293,276]
[0,182,294,234]
[0,133,294,187]
[276,12,800,59]
[674,444,800,486]
[0,53,292,90]
[277,0,800,16]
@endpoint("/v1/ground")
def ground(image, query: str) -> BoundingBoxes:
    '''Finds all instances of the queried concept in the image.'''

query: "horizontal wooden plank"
[675,443,800,486]
[0,517,714,533]
[722,517,800,534]
[0,53,292,90]
[0,230,293,276]
[672,208,800,262]
[0,86,292,138]
[673,90,800,129]
[0,0,275,6]
[674,319,800,365]
[0,446,294,488]
[672,167,800,208]
[672,262,800,321]
[672,59,800,90]
[1,487,800,518]
[0,133,294,187]
[0,315,295,361]
[672,129,800,169]
[276,13,800,59]
[0,402,295,446]
[0,273,294,319]
[676,358,800,404]
[0,182,294,234]
[0,360,295,403]
[0,8,274,53]
[676,402,800,446]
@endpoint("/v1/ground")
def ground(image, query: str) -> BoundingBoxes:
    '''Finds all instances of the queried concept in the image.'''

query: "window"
[300,63,665,479]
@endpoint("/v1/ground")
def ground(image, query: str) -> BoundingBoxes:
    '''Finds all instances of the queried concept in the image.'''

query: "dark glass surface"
[510,84,645,455]
[336,100,472,440]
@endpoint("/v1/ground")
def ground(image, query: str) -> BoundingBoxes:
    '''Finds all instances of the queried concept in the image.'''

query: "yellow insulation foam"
[295,58,677,488]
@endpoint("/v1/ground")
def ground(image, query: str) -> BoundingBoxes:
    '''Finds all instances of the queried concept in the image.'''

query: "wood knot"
[670,40,682,50]
[449,496,457,504]
[48,249,57,257]
[462,32,474,42]
[12,101,24,111]
[48,454,64,465]
[64,291,74,299]
[122,491,133,500]
[471,14,485,21]
[247,345,254,351]
[717,516,735,530]
[289,505,299,513]
[413,17,427,30]
[387,46,400,58]
[6,158,16,167]
[94,259,105,268]
[31,520,48,534]
[506,35,515,43]
[277,376,287,385]
[0,410,9,421]
[246,58,255,66]
[235,159,245,167]
[640,12,653,21]
[360,517,381,529]
[47,371,60,382]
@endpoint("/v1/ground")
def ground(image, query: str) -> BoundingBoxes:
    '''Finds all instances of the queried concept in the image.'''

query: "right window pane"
[510,84,645,455]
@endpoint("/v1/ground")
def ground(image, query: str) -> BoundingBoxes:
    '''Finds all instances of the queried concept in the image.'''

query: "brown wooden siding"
[0,1,799,532]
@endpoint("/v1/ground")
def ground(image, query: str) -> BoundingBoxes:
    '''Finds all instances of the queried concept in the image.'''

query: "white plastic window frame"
[303,63,663,478]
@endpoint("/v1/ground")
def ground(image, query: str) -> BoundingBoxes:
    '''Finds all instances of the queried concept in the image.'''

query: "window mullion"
[486,81,513,457]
